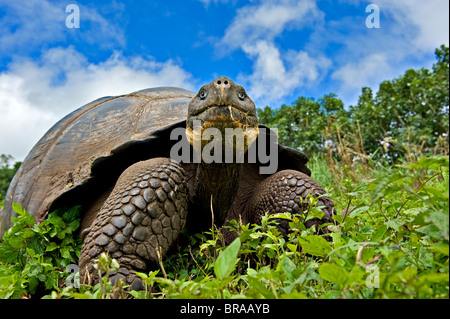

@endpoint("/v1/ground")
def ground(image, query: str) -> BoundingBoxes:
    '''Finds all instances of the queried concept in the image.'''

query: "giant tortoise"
[1,77,335,289]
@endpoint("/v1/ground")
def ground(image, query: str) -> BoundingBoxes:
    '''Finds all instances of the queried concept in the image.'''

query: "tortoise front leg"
[248,169,335,235]
[79,158,188,290]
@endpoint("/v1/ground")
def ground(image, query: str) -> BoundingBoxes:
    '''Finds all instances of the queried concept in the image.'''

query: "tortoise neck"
[195,161,243,226]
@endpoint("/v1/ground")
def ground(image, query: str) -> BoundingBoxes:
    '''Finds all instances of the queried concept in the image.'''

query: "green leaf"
[389,267,418,284]
[331,233,346,250]
[8,236,25,249]
[418,273,449,285]
[322,290,341,299]
[349,206,369,217]
[67,293,93,299]
[298,235,332,257]
[307,207,325,221]
[386,220,400,231]
[278,257,297,282]
[372,225,388,242]
[247,275,275,299]
[0,242,20,263]
[25,248,35,258]
[428,243,449,256]
[214,238,241,281]
[11,202,25,216]
[426,210,449,240]
[319,262,348,287]
[45,242,59,252]
[61,205,82,223]
[61,248,72,260]
[346,266,365,286]
[27,237,44,255]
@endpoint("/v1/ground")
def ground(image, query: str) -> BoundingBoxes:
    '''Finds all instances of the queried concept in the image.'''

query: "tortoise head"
[186,76,259,159]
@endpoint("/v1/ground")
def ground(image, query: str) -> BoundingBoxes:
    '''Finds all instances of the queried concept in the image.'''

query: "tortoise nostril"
[214,77,231,88]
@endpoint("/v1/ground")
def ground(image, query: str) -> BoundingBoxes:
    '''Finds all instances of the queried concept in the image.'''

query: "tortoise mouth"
[186,105,259,155]
[189,103,256,118]
[187,105,257,128]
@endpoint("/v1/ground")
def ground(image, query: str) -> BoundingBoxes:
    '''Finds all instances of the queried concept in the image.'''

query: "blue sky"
[0,0,448,161]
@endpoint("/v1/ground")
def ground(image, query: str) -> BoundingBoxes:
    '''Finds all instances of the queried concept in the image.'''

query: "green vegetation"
[0,155,447,299]
[0,154,21,203]
[0,45,448,299]
[0,205,81,298]
[258,45,449,162]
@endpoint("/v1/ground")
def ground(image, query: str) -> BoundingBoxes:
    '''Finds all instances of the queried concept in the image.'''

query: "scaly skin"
[248,169,335,235]
[79,158,188,289]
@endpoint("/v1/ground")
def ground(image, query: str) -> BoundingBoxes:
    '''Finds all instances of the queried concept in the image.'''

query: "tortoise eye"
[199,90,207,100]
[238,91,246,100]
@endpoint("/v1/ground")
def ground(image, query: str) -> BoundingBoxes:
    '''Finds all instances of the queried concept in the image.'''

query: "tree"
[350,45,449,161]
[0,155,21,201]
[257,94,346,158]
[258,45,449,163]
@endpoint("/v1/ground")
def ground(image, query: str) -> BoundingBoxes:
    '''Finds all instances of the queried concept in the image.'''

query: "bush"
[0,205,81,298]
[0,154,21,201]
[0,155,447,299]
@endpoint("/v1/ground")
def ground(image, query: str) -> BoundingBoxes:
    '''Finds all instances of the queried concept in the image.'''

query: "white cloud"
[0,0,125,54]
[0,0,194,161]
[226,0,449,108]
[331,53,392,106]
[319,0,449,107]
[217,0,330,106]
[219,0,322,52]
[0,47,195,161]
[375,0,449,51]
[239,40,331,106]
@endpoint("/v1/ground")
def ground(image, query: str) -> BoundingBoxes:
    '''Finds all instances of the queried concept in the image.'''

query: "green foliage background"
[0,154,21,203]
[0,45,448,299]
[258,45,449,162]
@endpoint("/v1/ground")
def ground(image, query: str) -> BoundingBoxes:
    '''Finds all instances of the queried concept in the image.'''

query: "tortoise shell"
[0,87,310,237]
